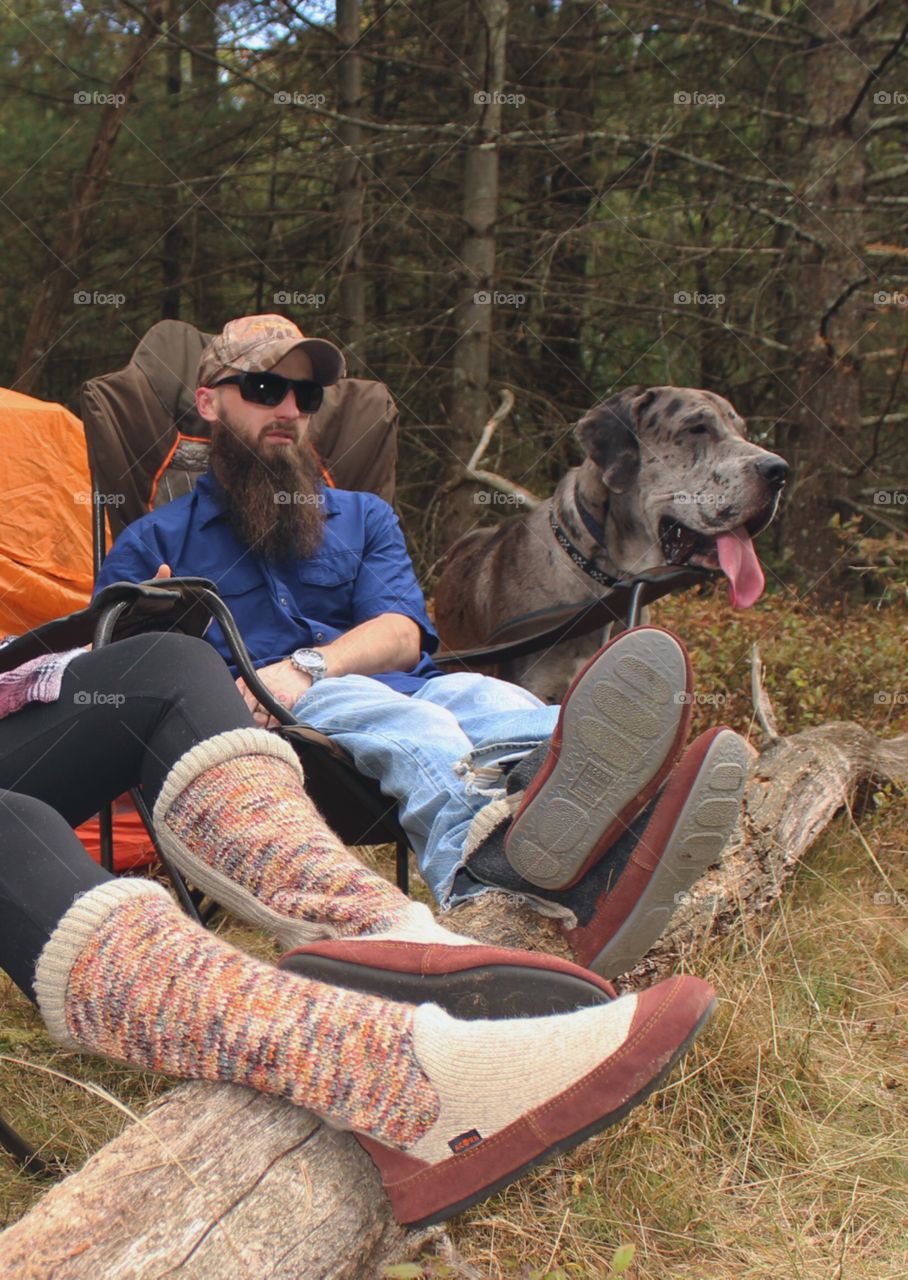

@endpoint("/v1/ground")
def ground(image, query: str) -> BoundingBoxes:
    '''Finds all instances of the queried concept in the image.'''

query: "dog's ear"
[575,386,655,493]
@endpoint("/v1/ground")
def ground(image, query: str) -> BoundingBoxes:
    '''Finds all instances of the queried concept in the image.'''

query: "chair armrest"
[432,565,716,670]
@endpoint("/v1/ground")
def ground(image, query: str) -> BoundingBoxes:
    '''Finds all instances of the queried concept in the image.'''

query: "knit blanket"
[0,643,84,721]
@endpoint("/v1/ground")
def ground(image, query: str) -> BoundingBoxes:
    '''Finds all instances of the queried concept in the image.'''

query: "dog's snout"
[756,454,789,489]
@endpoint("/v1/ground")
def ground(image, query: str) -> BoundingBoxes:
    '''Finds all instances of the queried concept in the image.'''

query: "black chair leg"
[129,788,205,925]
[0,1114,65,1180]
[99,802,115,873]
[395,841,409,896]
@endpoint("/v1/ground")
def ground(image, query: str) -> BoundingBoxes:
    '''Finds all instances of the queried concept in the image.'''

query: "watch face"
[292,649,327,677]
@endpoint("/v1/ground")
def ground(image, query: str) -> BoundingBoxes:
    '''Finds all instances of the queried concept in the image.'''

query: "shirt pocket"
[295,550,360,588]
[213,560,268,603]
[292,551,359,625]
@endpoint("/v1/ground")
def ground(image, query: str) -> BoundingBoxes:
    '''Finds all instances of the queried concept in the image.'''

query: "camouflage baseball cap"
[197,314,346,388]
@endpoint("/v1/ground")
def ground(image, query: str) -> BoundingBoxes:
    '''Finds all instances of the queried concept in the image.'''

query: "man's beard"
[210,422,326,560]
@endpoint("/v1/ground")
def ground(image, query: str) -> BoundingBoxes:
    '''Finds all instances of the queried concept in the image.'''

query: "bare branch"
[466,388,516,471]
[750,643,781,744]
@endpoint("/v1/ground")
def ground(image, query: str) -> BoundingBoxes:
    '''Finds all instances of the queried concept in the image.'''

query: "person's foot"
[461,726,749,978]
[561,726,747,975]
[502,626,693,890]
[358,972,715,1227]
[279,936,617,1018]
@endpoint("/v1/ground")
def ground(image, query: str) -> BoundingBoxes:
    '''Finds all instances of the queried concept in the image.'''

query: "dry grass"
[0,593,905,1275]
[445,800,907,1279]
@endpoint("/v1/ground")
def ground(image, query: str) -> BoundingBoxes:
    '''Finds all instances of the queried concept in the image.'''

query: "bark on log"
[0,1084,434,1279]
[0,721,904,1277]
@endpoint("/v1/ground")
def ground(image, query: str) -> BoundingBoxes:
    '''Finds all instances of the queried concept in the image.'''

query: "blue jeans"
[293,673,559,906]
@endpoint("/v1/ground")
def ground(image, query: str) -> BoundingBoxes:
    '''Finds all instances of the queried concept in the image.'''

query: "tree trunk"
[161,0,183,321]
[185,0,220,326]
[779,0,872,593]
[0,718,903,1276]
[445,0,509,541]
[335,0,368,373]
[14,5,165,395]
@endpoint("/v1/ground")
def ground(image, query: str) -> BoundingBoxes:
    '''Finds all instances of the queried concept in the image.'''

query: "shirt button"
[315,632,325,641]
[279,596,289,607]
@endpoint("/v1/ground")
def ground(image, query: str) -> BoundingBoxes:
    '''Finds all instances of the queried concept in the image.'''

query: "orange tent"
[0,386,96,633]
[0,387,154,870]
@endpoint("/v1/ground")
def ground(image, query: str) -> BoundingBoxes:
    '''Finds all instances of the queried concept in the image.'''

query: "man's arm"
[236,612,420,725]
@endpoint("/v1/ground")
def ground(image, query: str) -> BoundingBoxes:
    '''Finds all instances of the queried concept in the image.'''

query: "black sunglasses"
[210,371,324,414]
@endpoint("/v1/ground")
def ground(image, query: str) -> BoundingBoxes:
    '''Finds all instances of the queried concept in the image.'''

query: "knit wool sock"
[152,729,471,948]
[35,880,646,1168]
[34,881,439,1148]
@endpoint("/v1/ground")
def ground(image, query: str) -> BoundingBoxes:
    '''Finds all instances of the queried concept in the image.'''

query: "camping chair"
[81,320,413,893]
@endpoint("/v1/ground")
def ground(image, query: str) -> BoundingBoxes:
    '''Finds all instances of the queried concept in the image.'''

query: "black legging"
[0,633,256,998]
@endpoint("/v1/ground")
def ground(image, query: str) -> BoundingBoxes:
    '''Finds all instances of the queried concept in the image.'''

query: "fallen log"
[0,720,904,1278]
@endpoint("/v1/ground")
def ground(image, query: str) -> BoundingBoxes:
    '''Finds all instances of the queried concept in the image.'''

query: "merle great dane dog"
[434,385,789,703]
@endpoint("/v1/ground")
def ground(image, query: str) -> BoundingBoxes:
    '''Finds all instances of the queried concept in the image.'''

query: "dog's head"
[575,386,788,607]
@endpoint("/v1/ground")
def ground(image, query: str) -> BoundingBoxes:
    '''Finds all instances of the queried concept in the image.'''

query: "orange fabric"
[310,443,335,488]
[0,387,96,634]
[77,795,157,872]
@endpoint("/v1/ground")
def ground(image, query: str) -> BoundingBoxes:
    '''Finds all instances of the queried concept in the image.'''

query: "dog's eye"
[686,423,710,436]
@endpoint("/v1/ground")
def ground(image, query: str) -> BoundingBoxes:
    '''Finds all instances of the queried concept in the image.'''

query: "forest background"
[1,0,907,592]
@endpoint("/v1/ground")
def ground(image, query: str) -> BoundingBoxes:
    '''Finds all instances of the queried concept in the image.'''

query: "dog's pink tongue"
[716,527,765,608]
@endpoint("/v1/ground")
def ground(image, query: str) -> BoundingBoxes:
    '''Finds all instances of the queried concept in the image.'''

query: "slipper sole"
[505,628,692,890]
[279,945,616,1018]
[582,728,748,978]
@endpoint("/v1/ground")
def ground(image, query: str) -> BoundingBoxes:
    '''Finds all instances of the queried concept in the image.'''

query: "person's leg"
[292,674,498,904]
[293,644,689,910]
[0,634,257,824]
[33,869,716,1227]
[0,791,109,998]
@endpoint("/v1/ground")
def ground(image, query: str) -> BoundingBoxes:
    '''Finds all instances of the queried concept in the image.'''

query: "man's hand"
[235,659,313,728]
[154,564,173,579]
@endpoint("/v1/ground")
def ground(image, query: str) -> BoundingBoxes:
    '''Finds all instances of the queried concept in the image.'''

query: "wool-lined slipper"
[279,937,617,1018]
[503,626,693,890]
[357,972,715,1227]
[564,725,748,977]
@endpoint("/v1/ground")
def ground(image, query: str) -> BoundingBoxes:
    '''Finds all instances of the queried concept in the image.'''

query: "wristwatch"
[289,648,329,682]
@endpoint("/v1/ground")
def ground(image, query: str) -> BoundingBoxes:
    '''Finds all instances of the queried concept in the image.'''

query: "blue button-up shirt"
[94,470,443,693]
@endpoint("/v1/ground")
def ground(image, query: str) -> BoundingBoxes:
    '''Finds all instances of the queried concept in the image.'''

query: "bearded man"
[95,314,748,977]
